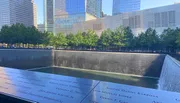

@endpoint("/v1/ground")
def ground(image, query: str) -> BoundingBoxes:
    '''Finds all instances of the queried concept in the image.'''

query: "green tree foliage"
[51,33,67,49]
[66,32,85,49]
[99,29,113,47]
[75,31,84,47]
[111,26,126,47]
[42,31,54,46]
[137,32,148,47]
[176,31,180,48]
[0,23,53,48]
[83,30,99,48]
[124,27,134,47]
[146,28,160,49]
[0,25,11,44]
[135,28,160,49]
[66,33,78,47]
[1,23,180,52]
[160,28,177,50]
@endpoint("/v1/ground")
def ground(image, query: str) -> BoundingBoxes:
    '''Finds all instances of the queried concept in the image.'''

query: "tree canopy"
[1,23,180,53]
[0,23,45,46]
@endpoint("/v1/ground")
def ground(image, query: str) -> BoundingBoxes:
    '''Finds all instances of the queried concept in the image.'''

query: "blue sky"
[34,0,180,24]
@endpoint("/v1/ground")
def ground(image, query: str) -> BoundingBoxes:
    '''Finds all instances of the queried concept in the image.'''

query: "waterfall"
[158,55,180,92]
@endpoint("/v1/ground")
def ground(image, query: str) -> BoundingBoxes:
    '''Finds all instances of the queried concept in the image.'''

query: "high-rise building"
[33,1,37,28]
[113,0,141,15]
[44,0,102,34]
[44,0,54,32]
[0,0,34,29]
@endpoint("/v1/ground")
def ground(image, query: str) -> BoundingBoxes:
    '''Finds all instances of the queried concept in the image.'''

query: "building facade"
[113,0,141,15]
[44,0,54,32]
[38,24,45,32]
[44,0,102,34]
[72,3,180,36]
[0,0,34,30]
[33,1,37,28]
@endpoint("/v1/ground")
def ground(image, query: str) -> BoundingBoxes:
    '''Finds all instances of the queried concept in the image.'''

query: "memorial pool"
[30,67,159,89]
[1,67,180,103]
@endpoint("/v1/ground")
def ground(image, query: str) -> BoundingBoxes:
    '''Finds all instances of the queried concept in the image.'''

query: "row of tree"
[1,23,180,52]
[0,23,49,47]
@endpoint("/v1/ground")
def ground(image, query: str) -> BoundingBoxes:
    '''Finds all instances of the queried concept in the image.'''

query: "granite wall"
[0,49,53,69]
[159,55,180,92]
[0,50,166,78]
[54,50,166,77]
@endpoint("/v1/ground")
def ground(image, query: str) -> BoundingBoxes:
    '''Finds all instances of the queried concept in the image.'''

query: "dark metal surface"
[0,67,99,103]
[81,82,180,103]
[0,91,37,103]
[0,67,180,103]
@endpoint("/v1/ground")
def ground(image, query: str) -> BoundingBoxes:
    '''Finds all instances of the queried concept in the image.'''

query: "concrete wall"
[71,3,180,36]
[159,55,180,92]
[54,50,165,77]
[85,13,97,21]
[0,49,53,69]
[73,18,104,36]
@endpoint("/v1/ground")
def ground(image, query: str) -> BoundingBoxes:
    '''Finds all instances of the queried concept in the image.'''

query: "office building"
[0,0,34,29]
[113,0,141,15]
[38,24,45,32]
[44,0,54,32]
[33,1,37,28]
[72,3,180,36]
[44,0,102,34]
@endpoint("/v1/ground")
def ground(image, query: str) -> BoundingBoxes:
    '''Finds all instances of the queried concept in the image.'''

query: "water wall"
[159,55,180,92]
[54,50,165,77]
[0,49,166,78]
[0,49,52,69]
[1,49,180,93]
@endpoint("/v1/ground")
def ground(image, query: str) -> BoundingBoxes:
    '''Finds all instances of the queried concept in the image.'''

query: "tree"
[9,24,22,44]
[41,31,54,46]
[0,25,11,44]
[135,28,160,51]
[160,28,177,52]
[132,36,139,48]
[83,30,99,49]
[99,29,113,48]
[51,33,67,49]
[138,32,148,48]
[175,28,180,49]
[31,26,41,45]
[75,31,84,47]
[145,28,160,50]
[111,26,126,48]
[124,27,134,47]
[176,31,180,48]
[0,23,44,48]
[66,33,78,48]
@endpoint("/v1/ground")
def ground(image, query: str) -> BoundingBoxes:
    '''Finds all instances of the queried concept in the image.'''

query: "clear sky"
[34,0,180,24]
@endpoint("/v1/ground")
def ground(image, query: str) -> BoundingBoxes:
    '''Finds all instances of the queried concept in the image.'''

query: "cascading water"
[158,55,180,92]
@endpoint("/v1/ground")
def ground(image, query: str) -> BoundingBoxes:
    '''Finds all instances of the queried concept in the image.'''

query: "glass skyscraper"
[113,0,141,15]
[44,0,102,33]
[0,0,34,30]
[44,0,54,32]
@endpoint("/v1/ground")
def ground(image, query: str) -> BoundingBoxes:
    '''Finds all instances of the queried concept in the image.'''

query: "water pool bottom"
[30,67,158,89]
